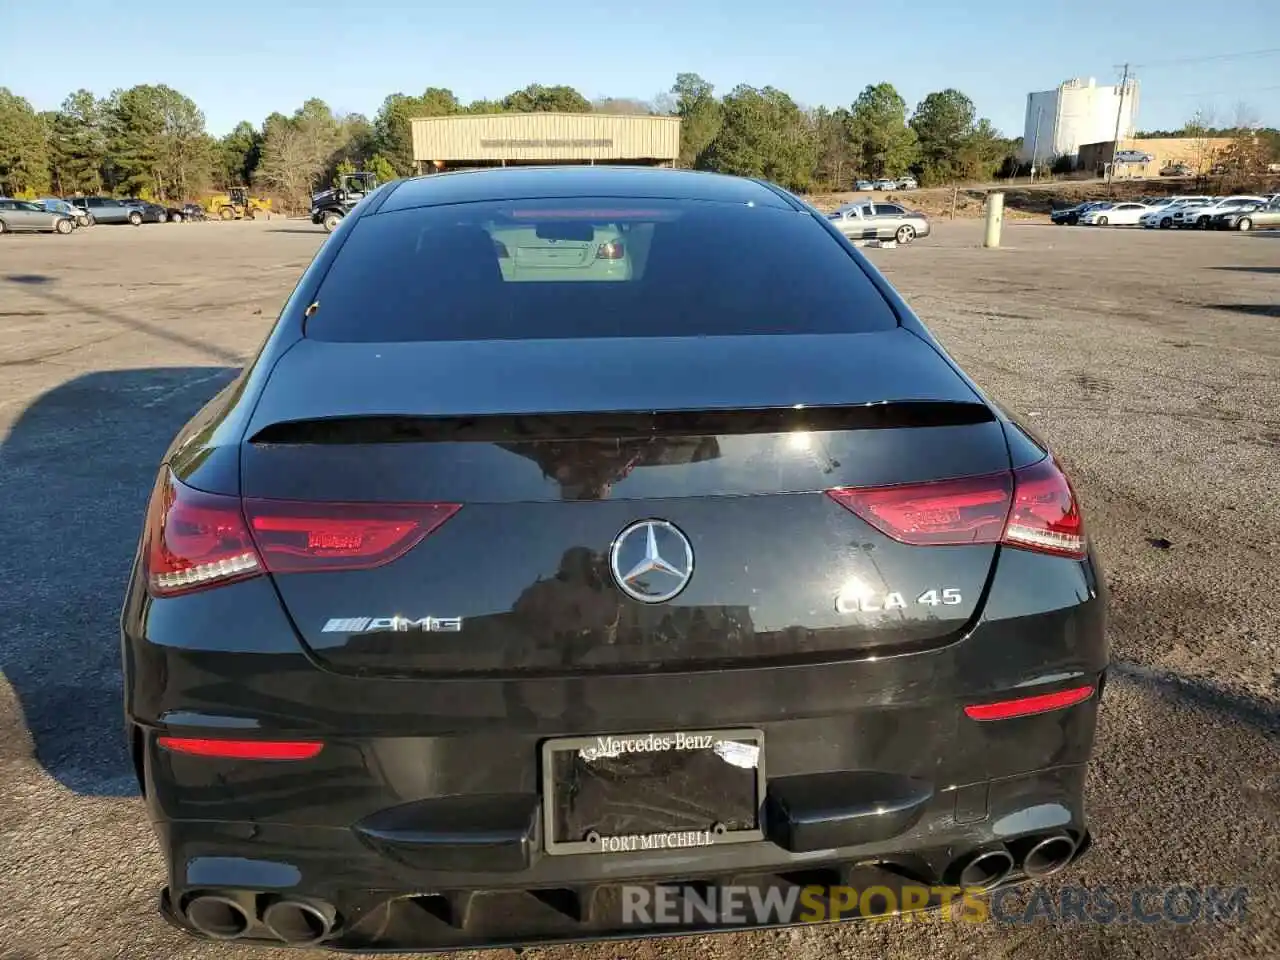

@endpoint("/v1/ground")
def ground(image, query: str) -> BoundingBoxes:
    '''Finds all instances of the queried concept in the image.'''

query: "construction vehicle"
[205,187,272,221]
[311,172,377,232]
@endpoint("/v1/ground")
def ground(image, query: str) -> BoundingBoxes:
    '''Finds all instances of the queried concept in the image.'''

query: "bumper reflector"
[964,685,1094,721]
[157,737,324,760]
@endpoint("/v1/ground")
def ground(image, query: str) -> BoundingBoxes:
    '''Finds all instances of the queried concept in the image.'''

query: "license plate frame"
[540,728,766,856]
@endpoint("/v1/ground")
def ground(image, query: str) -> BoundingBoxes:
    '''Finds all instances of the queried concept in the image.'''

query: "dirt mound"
[807,188,1041,220]
[806,173,1280,221]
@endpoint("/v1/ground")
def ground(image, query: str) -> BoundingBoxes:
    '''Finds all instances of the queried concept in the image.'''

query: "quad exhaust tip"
[957,848,1015,890]
[263,898,337,946]
[1022,833,1078,878]
[182,893,250,941]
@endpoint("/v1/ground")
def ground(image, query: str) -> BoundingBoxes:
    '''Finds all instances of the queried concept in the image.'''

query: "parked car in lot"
[0,198,77,234]
[895,176,918,190]
[1114,150,1154,164]
[1080,201,1150,226]
[827,200,931,243]
[124,198,171,223]
[1211,197,1280,231]
[1139,197,1212,229]
[489,222,632,281]
[38,197,92,227]
[873,178,897,190]
[70,196,146,225]
[854,179,875,191]
[168,203,206,223]
[1172,196,1268,229]
[1159,163,1192,177]
[1051,201,1105,226]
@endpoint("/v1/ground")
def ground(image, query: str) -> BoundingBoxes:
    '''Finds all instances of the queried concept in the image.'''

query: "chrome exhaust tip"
[1022,833,1078,878]
[956,848,1015,890]
[182,893,251,940]
[262,898,337,946]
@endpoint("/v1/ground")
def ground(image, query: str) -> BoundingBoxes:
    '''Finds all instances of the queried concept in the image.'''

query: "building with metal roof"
[410,113,681,173]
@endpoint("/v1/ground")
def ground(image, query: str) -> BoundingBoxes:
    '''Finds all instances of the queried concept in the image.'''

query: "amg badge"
[321,616,463,633]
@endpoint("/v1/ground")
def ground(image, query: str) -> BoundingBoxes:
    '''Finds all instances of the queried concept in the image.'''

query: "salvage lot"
[0,220,1277,960]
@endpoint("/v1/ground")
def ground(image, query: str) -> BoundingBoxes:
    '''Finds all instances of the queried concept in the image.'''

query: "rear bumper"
[135,673,1105,950]
[124,545,1107,950]
[158,811,1094,951]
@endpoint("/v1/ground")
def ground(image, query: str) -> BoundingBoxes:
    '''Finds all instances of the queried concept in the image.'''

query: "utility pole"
[1029,105,1042,183]
[1108,63,1130,186]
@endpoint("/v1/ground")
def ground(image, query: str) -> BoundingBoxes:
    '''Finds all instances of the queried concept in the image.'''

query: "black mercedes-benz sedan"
[121,166,1107,951]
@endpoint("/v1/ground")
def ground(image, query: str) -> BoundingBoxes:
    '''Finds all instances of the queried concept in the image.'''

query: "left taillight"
[143,470,262,596]
[157,736,324,760]
[596,240,625,260]
[243,499,460,574]
[142,470,462,596]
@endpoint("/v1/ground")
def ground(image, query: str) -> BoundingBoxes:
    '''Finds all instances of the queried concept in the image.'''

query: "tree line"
[3,74,1037,205]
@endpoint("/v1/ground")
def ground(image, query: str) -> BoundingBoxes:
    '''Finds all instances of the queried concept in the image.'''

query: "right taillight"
[827,473,1013,546]
[596,240,625,260]
[1002,457,1085,559]
[827,456,1086,560]
[142,470,462,597]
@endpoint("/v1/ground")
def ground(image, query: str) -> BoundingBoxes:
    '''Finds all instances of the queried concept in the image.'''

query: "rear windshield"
[305,197,898,341]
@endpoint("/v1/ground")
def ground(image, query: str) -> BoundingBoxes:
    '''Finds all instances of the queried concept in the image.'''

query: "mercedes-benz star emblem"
[609,519,694,604]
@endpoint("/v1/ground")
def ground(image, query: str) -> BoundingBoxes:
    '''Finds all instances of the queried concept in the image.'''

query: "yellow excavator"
[205,187,272,221]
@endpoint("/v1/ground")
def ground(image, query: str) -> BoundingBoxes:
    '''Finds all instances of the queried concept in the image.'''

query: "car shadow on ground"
[1207,303,1280,318]
[3,273,246,365]
[0,366,237,796]
[1111,662,1280,735]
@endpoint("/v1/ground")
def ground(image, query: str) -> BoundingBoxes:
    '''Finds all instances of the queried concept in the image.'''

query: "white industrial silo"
[1021,77,1139,165]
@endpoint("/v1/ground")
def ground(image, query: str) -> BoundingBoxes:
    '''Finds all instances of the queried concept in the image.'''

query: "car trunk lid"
[242,331,1015,678]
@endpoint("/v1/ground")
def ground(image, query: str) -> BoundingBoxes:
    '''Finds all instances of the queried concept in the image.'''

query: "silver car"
[1172,196,1268,229]
[0,198,76,235]
[69,196,146,225]
[826,200,931,243]
[37,197,92,227]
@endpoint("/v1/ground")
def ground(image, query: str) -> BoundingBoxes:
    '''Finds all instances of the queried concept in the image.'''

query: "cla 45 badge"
[835,587,963,614]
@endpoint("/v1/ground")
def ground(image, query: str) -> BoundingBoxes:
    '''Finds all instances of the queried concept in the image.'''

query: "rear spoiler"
[250,402,995,445]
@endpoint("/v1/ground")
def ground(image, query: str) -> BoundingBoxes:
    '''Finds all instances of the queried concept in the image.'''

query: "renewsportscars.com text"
[621,884,1249,926]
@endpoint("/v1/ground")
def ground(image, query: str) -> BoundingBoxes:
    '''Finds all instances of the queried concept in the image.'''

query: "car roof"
[378,166,795,214]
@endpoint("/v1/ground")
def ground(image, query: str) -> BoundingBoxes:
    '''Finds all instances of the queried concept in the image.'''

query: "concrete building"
[1021,77,1140,166]
[410,113,681,174]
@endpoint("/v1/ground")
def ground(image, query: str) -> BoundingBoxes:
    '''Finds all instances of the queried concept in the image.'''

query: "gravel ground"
[0,218,1276,960]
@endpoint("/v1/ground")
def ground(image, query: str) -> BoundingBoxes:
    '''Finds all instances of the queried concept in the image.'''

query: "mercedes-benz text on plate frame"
[609,519,695,603]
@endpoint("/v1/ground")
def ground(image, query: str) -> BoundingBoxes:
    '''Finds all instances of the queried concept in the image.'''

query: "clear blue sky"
[9,0,1280,138]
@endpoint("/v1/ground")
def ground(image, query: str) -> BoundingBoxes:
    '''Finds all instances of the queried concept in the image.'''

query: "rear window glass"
[305,198,898,341]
